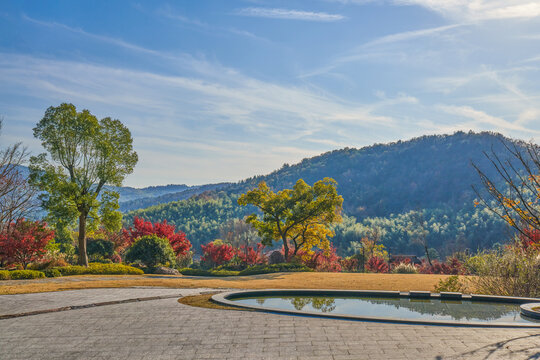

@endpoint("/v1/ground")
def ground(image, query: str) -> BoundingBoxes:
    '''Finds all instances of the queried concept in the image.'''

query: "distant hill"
[126,131,518,255]
[118,183,229,212]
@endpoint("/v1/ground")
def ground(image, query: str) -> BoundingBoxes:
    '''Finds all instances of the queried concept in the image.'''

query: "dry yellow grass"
[178,293,240,310]
[0,272,451,295]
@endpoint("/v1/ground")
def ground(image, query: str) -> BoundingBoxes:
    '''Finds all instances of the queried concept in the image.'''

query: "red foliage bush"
[417,258,465,275]
[366,256,389,273]
[446,257,466,275]
[294,247,342,272]
[123,217,191,256]
[520,227,540,249]
[110,253,122,263]
[201,241,236,266]
[340,257,359,272]
[0,219,55,269]
[237,243,266,266]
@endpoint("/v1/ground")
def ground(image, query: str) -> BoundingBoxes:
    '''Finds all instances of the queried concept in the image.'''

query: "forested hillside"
[118,183,229,212]
[126,132,517,255]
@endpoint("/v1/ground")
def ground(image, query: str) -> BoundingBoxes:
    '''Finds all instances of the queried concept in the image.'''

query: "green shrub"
[10,270,45,279]
[391,263,419,274]
[178,268,240,277]
[238,263,313,276]
[55,263,143,276]
[87,239,114,260]
[56,265,87,276]
[434,275,465,293]
[43,268,62,278]
[176,251,193,269]
[211,269,240,276]
[0,270,11,280]
[87,263,141,275]
[178,268,211,276]
[124,235,175,268]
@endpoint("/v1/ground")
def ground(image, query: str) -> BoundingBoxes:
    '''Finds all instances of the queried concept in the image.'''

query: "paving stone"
[0,288,539,359]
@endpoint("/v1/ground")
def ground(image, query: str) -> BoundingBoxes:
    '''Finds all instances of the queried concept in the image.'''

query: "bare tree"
[0,118,38,232]
[407,210,432,266]
[472,139,540,241]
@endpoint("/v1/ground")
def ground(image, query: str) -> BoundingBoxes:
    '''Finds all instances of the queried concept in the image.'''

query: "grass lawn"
[0,272,452,295]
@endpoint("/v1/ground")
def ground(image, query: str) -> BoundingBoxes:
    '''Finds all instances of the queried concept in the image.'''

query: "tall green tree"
[29,103,138,266]
[238,178,343,259]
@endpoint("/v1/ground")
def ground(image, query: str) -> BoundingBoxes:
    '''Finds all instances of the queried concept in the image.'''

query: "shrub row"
[54,263,144,276]
[178,268,240,277]
[238,263,313,276]
[0,269,46,280]
[179,263,313,277]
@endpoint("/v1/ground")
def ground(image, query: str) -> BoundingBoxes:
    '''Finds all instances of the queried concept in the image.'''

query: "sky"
[1,0,540,187]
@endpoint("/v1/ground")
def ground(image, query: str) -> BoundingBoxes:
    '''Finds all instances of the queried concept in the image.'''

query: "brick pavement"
[0,288,539,359]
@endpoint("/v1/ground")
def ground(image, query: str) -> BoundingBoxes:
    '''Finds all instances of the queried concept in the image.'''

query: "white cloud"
[0,53,397,185]
[236,7,345,21]
[363,24,464,47]
[395,0,540,21]
[437,104,537,133]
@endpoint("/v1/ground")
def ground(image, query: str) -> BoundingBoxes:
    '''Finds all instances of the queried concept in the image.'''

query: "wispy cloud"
[300,23,463,78]
[437,104,537,133]
[395,0,540,21]
[0,53,397,185]
[363,23,464,47]
[22,14,162,56]
[236,7,345,21]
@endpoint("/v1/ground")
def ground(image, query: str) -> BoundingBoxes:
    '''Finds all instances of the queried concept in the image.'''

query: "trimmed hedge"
[178,268,240,277]
[238,263,313,276]
[0,270,11,280]
[10,270,46,279]
[179,263,313,277]
[43,268,63,278]
[55,263,144,276]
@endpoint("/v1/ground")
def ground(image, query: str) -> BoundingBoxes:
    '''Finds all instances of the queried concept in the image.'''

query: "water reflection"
[289,297,336,313]
[234,295,537,324]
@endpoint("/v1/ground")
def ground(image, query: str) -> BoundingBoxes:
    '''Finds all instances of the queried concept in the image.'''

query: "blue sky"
[1,0,540,187]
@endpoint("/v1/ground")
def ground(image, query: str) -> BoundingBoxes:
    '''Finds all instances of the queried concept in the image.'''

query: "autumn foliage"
[123,217,191,256]
[366,256,389,273]
[520,227,540,249]
[0,219,55,269]
[201,241,236,266]
[237,243,266,266]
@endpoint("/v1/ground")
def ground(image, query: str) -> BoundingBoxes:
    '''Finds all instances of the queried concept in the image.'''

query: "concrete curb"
[212,289,540,328]
[0,294,183,320]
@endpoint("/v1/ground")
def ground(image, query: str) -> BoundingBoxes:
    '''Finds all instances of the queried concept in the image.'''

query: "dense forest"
[125,132,517,256]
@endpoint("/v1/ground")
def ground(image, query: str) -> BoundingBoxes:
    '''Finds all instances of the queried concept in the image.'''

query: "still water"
[232,296,539,324]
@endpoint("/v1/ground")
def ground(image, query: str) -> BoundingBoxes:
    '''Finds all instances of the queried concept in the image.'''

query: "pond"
[213,290,540,326]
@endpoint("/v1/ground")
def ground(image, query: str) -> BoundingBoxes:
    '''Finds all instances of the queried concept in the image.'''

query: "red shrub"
[237,243,266,266]
[520,227,540,249]
[446,257,466,275]
[418,258,464,275]
[0,219,55,269]
[366,256,389,273]
[124,217,191,256]
[340,257,359,272]
[111,253,122,263]
[295,247,342,272]
[201,241,236,266]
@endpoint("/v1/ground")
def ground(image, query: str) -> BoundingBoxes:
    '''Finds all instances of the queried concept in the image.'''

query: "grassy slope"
[0,272,451,295]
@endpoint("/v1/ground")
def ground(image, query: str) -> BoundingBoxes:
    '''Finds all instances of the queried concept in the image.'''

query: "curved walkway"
[0,288,539,360]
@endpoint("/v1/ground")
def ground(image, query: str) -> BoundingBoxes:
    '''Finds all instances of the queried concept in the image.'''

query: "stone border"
[212,289,540,328]
[0,294,183,320]
[520,303,540,320]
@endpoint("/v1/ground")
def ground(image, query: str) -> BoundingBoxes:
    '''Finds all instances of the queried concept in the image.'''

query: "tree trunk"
[282,235,289,261]
[78,212,89,267]
[424,243,432,266]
